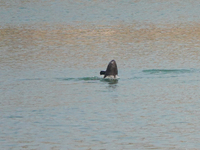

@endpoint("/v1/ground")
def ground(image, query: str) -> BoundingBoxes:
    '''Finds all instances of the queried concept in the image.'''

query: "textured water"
[1,0,200,26]
[1,0,200,149]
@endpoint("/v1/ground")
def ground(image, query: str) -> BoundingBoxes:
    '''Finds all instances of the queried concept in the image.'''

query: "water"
[2,68,200,149]
[1,0,200,149]
[1,0,200,26]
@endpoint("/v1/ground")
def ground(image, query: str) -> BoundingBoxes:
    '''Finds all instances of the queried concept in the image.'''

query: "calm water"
[1,0,200,149]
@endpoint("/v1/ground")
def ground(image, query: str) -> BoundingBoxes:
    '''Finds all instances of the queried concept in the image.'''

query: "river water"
[1,0,200,149]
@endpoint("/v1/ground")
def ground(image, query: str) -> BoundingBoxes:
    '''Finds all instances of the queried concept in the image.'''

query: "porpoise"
[100,60,119,79]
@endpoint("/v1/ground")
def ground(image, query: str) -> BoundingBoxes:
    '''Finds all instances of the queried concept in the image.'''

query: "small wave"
[56,77,75,81]
[7,115,23,118]
[142,69,192,74]
[56,76,100,81]
[56,77,119,85]
[77,77,100,81]
[18,78,42,81]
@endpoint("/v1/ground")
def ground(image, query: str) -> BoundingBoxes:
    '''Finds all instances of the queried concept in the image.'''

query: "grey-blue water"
[1,0,200,149]
[2,68,200,149]
[1,0,200,26]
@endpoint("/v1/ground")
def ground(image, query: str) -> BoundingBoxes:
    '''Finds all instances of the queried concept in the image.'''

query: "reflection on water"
[102,78,118,85]
[1,22,200,70]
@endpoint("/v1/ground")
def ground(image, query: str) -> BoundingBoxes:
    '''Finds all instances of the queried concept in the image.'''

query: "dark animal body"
[100,60,118,79]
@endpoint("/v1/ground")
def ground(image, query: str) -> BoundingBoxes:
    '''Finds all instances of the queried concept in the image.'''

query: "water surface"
[1,0,200,149]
